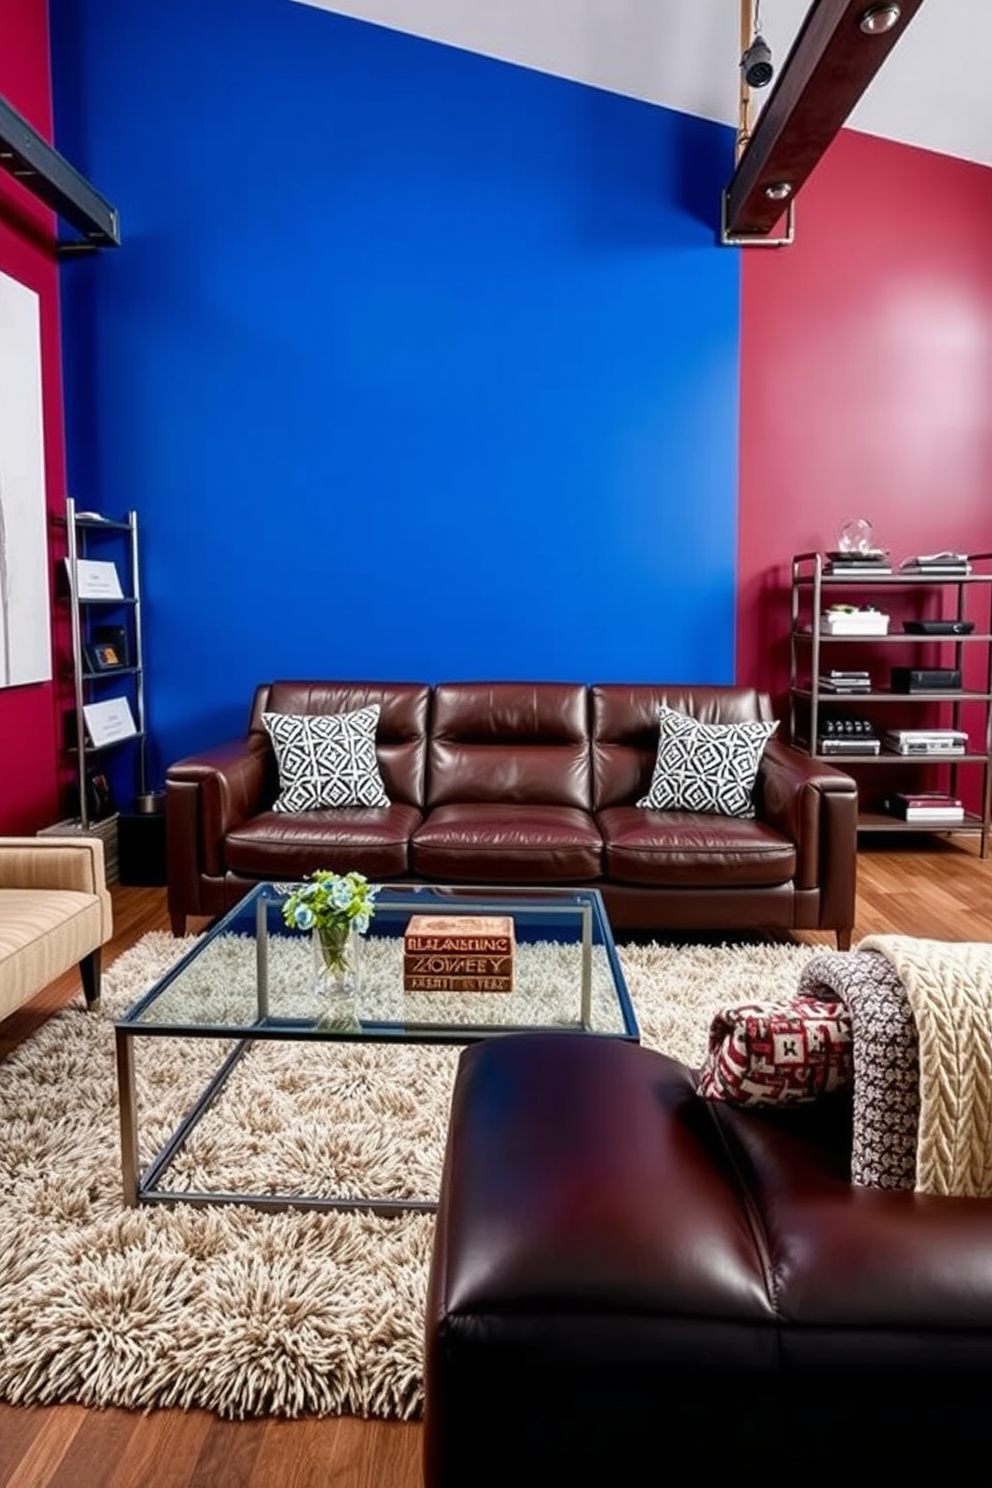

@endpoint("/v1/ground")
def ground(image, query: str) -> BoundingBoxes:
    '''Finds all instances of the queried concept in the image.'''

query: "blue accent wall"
[51,0,740,780]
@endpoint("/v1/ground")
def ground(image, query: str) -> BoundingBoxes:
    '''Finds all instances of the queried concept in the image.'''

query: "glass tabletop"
[119,883,639,1042]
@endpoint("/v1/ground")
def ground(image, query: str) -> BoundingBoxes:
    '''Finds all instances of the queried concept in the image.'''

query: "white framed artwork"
[0,269,51,688]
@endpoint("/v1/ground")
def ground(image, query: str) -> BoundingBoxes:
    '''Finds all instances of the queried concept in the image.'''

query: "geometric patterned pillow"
[798,950,920,1190]
[697,994,854,1107]
[261,705,390,812]
[637,705,778,819]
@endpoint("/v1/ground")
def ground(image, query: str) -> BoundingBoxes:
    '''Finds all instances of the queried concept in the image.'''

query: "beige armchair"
[0,836,114,1020]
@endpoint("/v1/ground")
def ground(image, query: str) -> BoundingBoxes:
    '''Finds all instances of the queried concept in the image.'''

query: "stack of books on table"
[821,607,890,636]
[402,914,515,992]
[899,552,972,577]
[824,549,892,575]
[883,792,966,824]
[820,669,872,693]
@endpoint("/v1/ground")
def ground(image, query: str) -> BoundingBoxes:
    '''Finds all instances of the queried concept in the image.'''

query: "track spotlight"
[741,33,774,88]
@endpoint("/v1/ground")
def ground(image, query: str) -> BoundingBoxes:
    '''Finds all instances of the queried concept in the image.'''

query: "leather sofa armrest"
[166,737,271,918]
[758,736,858,911]
[424,1033,773,1487]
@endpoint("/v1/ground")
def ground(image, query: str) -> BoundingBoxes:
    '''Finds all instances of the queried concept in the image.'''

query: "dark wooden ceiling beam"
[0,91,120,252]
[724,0,926,238]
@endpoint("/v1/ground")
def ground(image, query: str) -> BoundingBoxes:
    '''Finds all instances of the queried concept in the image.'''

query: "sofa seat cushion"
[224,804,421,880]
[597,807,796,888]
[411,804,602,883]
[0,890,105,1020]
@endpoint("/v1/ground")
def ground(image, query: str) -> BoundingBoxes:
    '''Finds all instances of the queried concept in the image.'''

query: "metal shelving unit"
[789,551,992,857]
[63,496,146,829]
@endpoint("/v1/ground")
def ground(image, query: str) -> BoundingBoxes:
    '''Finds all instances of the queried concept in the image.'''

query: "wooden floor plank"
[43,1409,141,1488]
[2,1405,88,1488]
[187,1416,269,1488]
[0,1401,50,1485]
[2,845,991,1485]
[106,1407,214,1488]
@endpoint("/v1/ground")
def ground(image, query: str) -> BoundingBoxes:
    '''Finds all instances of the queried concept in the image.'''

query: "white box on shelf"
[821,611,890,636]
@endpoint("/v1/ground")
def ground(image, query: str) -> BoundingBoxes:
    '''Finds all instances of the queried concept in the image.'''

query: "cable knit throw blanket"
[801,937,992,1197]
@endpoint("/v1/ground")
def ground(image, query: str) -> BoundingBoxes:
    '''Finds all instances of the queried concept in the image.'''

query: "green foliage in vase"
[282,870,379,939]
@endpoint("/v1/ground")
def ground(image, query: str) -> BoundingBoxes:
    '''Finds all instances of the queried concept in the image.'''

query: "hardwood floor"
[2,839,991,1486]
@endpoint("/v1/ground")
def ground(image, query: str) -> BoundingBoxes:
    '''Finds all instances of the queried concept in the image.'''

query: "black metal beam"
[0,92,120,251]
[724,0,926,239]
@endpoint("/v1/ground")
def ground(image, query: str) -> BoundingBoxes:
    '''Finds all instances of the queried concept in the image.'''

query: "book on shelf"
[824,549,891,575]
[900,816,965,826]
[899,552,971,576]
[826,563,893,575]
[820,679,871,692]
[883,792,965,823]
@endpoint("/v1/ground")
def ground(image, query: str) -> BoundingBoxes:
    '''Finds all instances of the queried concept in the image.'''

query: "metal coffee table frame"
[115,883,638,1216]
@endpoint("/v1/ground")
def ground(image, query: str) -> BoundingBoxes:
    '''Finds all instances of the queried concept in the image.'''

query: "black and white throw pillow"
[637,704,777,819]
[262,704,390,812]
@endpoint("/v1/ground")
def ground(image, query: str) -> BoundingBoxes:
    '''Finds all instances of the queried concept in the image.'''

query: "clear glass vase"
[311,922,362,1031]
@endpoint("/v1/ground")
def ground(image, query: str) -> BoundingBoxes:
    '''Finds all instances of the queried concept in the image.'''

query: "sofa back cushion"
[590,684,776,811]
[248,682,430,808]
[426,683,591,809]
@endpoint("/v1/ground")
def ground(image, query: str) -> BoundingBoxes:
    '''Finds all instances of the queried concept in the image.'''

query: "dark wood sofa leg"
[80,948,102,1008]
[169,909,187,937]
[836,929,852,951]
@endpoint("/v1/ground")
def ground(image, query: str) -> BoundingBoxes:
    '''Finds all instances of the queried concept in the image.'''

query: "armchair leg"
[80,948,102,1008]
[836,929,852,951]
[169,909,187,937]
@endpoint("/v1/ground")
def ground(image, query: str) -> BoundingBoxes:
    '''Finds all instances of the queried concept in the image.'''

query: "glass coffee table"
[115,883,638,1214]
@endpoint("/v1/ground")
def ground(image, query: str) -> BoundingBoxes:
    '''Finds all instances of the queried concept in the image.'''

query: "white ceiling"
[293,0,992,169]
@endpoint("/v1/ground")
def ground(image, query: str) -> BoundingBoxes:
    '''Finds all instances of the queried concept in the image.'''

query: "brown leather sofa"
[165,680,857,944]
[424,1032,992,1485]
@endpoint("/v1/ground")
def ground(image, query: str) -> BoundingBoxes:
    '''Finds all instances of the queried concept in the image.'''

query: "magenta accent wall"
[737,128,992,710]
[0,0,67,833]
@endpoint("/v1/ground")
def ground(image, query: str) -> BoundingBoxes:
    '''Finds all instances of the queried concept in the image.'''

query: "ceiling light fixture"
[764,181,792,200]
[858,5,901,34]
[741,34,774,88]
[740,0,774,89]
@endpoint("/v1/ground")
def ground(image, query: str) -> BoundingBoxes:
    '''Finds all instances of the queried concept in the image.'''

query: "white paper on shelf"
[66,557,124,600]
[82,696,137,747]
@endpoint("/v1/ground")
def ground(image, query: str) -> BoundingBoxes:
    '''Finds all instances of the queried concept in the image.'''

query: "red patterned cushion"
[697,995,853,1106]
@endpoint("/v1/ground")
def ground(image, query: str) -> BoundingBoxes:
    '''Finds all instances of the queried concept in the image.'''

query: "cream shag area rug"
[0,932,818,1420]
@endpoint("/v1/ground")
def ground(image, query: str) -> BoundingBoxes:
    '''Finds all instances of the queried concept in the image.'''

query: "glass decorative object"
[836,517,875,554]
[311,923,362,1031]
